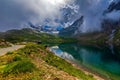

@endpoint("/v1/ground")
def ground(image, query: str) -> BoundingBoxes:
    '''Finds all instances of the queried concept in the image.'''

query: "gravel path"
[0,45,25,56]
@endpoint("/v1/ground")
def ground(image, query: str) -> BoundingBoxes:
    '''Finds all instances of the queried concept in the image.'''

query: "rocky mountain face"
[61,6,80,24]
[102,0,120,33]
[59,0,120,47]
[107,0,120,12]
[59,16,84,37]
[60,0,120,36]
[102,0,120,45]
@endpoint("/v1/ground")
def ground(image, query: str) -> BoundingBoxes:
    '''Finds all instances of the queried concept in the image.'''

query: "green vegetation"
[114,28,120,46]
[77,32,108,46]
[0,28,77,44]
[112,28,120,54]
[77,27,120,47]
[43,52,95,80]
[3,60,35,75]
[0,43,95,80]
[1,51,36,76]
[13,55,22,61]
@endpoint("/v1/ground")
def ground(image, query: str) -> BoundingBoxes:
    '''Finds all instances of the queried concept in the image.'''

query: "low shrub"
[3,60,35,75]
[6,51,13,55]
[13,56,22,61]
[43,53,95,80]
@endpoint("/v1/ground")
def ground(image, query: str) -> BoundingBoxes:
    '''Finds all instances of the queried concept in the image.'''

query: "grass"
[0,43,95,80]
[114,28,120,46]
[3,60,35,75]
[75,31,109,47]
[13,55,22,61]
[0,28,77,44]
[42,51,95,80]
[2,53,36,76]
[112,28,120,56]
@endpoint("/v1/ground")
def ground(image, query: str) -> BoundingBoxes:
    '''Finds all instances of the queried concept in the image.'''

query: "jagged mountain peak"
[107,0,120,12]
[59,16,84,37]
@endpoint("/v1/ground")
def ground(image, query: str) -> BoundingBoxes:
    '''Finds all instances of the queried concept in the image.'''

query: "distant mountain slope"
[0,28,40,43]
[107,0,120,12]
[58,0,120,47]
[0,28,63,43]
[0,28,76,44]
[59,0,120,36]
[59,16,84,37]
[102,0,120,32]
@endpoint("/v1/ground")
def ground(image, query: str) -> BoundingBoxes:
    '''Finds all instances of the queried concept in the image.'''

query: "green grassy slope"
[0,43,95,80]
[76,32,108,46]
[0,28,77,44]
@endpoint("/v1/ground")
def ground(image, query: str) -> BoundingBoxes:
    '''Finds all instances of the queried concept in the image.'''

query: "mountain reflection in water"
[50,43,120,80]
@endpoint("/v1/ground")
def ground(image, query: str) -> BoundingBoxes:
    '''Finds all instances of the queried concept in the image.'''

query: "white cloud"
[13,0,75,24]
[0,0,120,33]
[75,0,110,33]
[0,0,74,31]
[105,10,120,21]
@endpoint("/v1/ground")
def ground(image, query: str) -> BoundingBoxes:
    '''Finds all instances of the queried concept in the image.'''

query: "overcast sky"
[0,0,73,31]
[0,0,119,32]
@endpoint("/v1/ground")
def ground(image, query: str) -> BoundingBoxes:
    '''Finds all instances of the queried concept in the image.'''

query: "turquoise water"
[50,43,120,80]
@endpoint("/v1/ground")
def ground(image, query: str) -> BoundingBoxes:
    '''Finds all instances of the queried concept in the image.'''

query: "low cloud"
[105,10,120,21]
[75,0,110,33]
[0,0,120,33]
[0,0,74,31]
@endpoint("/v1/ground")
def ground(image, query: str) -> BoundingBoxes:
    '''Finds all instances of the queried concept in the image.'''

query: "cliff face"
[60,0,120,35]
[102,0,120,46]
[59,0,120,47]
[107,0,120,12]
[102,0,120,33]
[59,16,84,37]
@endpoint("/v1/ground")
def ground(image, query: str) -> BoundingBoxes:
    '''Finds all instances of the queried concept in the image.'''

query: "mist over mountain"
[0,0,120,34]
[73,0,120,33]
[0,0,75,31]
[59,16,84,37]
[59,0,120,36]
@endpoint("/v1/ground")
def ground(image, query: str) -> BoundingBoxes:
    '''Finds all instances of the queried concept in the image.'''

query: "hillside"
[0,28,76,44]
[0,43,95,80]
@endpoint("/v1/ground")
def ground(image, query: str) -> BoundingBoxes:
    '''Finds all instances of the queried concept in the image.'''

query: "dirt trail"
[0,45,25,56]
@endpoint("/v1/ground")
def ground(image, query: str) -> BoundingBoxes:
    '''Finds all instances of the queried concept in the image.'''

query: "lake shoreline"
[65,59,109,80]
[48,47,110,80]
